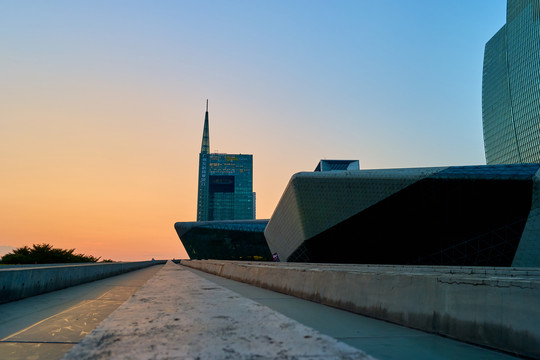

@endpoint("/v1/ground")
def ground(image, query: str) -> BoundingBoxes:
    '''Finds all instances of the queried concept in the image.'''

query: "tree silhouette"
[1,243,101,264]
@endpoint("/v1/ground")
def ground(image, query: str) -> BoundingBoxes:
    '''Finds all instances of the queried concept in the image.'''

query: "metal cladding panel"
[513,167,540,266]
[265,167,446,261]
[264,175,306,259]
[430,163,540,180]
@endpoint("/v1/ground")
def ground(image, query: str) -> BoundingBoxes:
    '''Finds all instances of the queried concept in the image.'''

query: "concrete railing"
[181,260,540,359]
[0,260,166,304]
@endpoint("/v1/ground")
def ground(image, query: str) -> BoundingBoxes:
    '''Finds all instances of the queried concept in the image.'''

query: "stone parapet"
[0,260,166,304]
[181,260,540,359]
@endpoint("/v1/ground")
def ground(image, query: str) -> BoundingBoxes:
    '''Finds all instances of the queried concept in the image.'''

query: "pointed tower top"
[200,100,210,154]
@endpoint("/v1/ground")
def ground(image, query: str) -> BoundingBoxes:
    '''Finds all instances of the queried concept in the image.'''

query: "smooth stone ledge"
[63,261,374,360]
[0,260,166,304]
[180,260,540,359]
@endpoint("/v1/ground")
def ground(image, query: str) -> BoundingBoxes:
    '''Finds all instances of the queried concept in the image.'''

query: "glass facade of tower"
[196,105,255,221]
[482,0,540,164]
[206,153,254,220]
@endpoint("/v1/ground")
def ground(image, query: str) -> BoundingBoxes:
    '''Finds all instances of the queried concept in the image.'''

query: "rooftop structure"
[314,160,359,172]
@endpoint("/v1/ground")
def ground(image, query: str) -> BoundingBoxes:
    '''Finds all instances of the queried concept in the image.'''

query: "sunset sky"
[1,1,506,261]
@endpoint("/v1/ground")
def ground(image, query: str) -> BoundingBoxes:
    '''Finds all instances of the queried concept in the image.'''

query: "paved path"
[0,261,523,359]
[185,265,521,360]
[0,264,163,360]
[64,261,372,359]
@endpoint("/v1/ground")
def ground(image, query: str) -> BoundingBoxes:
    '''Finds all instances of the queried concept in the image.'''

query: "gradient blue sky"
[1,1,506,260]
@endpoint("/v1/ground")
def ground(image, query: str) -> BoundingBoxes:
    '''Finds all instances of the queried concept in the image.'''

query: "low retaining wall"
[0,260,166,304]
[181,260,540,359]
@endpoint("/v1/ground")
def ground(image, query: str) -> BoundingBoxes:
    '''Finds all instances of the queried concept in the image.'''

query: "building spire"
[200,99,210,154]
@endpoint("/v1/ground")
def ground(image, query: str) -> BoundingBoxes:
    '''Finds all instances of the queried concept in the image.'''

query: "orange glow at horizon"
[0,93,293,261]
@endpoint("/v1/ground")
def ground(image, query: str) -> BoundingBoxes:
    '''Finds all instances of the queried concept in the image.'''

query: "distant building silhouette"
[482,0,540,164]
[174,220,271,261]
[196,101,255,221]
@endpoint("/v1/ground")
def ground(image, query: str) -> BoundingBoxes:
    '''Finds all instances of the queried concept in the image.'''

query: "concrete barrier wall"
[181,260,540,359]
[0,260,166,304]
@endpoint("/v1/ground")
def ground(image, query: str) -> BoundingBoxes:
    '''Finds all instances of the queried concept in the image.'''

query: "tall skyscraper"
[196,101,255,221]
[482,0,540,164]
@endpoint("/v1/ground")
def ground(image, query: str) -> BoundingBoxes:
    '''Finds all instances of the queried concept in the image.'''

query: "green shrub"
[0,243,101,264]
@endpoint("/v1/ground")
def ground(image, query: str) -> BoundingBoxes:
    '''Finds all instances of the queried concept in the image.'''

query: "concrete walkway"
[63,261,372,359]
[0,264,163,360]
[186,266,522,360]
[0,261,524,359]
[180,259,540,358]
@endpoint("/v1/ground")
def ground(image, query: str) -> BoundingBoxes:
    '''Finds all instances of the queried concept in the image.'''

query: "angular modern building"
[174,220,272,261]
[264,164,540,267]
[482,0,540,164]
[197,101,255,221]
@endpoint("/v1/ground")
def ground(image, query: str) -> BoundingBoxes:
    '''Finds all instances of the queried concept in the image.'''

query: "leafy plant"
[0,243,102,264]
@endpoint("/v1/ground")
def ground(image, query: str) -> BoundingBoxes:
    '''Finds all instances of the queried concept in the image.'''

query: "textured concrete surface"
[181,260,540,359]
[0,260,166,304]
[187,266,521,360]
[63,261,374,360]
[0,264,163,360]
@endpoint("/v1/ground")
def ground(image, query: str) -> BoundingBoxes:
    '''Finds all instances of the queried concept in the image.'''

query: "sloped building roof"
[265,164,540,266]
